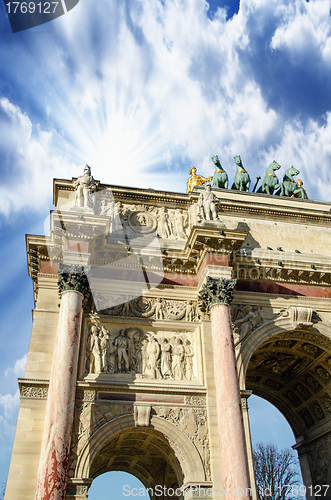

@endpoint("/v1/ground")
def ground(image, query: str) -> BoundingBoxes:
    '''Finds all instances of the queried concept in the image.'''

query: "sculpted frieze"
[153,406,211,480]
[102,201,190,240]
[95,295,199,322]
[85,325,196,381]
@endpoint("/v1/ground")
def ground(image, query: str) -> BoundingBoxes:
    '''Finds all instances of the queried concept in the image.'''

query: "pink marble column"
[200,277,251,499]
[35,277,86,499]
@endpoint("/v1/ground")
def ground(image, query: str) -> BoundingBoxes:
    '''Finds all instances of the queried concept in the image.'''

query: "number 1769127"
[5,2,59,14]
[281,485,329,497]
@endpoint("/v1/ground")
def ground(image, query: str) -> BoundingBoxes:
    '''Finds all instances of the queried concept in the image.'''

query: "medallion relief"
[103,202,190,240]
[94,295,199,322]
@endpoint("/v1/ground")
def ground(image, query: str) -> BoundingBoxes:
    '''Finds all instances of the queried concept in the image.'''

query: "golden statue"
[292,179,308,199]
[187,166,213,193]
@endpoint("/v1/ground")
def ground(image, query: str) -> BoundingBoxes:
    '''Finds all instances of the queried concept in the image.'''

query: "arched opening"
[87,471,148,499]
[244,327,331,489]
[249,395,295,449]
[88,426,182,495]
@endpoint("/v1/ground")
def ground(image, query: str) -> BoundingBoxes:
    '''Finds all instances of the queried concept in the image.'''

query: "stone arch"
[238,316,331,389]
[75,412,206,488]
[237,315,331,491]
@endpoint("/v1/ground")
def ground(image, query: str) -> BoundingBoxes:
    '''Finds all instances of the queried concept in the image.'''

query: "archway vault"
[74,413,206,492]
[239,317,331,491]
[240,318,331,440]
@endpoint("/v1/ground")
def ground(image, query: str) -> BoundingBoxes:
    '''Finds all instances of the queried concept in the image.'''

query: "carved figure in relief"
[157,207,171,238]
[168,210,176,238]
[174,210,188,239]
[74,165,96,208]
[145,335,161,379]
[155,298,164,320]
[121,296,131,317]
[131,331,143,373]
[185,301,195,322]
[172,338,185,380]
[160,339,172,378]
[141,338,148,374]
[100,199,113,216]
[99,327,110,372]
[198,184,220,221]
[90,326,102,374]
[184,340,194,380]
[114,330,130,372]
[232,305,262,339]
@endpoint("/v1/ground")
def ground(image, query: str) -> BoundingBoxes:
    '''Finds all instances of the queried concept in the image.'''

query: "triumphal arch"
[5,165,331,500]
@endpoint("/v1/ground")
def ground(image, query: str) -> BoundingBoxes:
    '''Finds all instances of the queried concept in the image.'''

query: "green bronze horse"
[275,166,300,196]
[257,160,281,195]
[232,155,251,191]
[211,155,228,189]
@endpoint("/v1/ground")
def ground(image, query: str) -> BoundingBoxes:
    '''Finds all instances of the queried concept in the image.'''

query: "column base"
[66,479,92,500]
[183,482,214,500]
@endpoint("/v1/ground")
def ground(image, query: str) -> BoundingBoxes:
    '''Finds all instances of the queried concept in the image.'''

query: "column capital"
[199,276,237,312]
[57,264,90,300]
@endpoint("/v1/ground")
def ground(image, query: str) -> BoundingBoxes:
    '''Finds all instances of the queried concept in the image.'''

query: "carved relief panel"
[96,200,191,241]
[81,323,199,383]
[95,295,200,322]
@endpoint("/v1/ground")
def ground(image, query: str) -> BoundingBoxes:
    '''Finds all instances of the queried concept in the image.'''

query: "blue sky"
[1,0,330,494]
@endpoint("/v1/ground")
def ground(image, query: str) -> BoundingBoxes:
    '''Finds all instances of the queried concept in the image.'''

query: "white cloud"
[0,98,77,217]
[271,0,331,57]
[0,0,330,215]
[0,390,20,421]
[5,354,28,379]
[262,113,331,200]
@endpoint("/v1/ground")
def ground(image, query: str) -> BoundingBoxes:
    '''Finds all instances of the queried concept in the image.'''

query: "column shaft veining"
[200,277,252,499]
[35,266,89,500]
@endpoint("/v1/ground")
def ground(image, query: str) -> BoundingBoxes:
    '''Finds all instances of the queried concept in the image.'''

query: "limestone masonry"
[5,168,331,500]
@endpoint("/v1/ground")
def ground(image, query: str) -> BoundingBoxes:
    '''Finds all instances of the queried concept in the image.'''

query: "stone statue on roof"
[74,164,96,208]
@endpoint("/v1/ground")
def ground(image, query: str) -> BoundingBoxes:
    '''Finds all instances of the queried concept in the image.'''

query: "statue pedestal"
[70,206,94,214]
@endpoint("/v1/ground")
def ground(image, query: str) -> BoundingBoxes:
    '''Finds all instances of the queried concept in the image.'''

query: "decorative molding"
[20,385,48,399]
[75,389,96,401]
[186,395,206,406]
